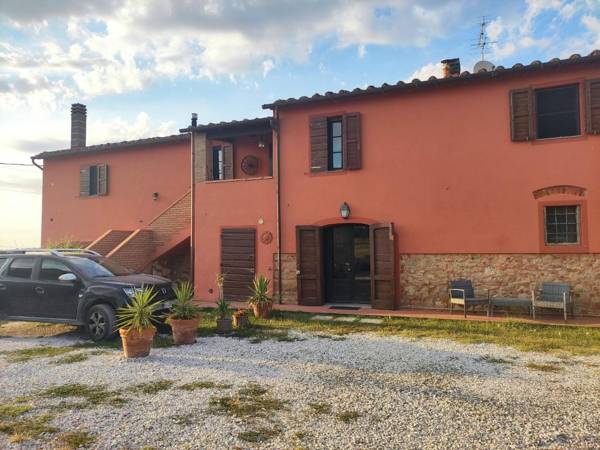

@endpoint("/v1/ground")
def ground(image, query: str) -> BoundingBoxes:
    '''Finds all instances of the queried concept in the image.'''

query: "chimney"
[71,103,86,149]
[441,58,461,78]
[191,112,198,128]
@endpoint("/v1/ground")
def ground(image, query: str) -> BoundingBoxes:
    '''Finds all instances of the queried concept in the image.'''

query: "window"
[39,259,71,281]
[328,118,343,170]
[545,205,580,245]
[0,257,6,273]
[6,258,35,279]
[80,164,108,197]
[536,84,580,139]
[212,147,224,180]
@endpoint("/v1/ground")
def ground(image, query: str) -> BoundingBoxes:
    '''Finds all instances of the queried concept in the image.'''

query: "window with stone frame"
[544,205,580,245]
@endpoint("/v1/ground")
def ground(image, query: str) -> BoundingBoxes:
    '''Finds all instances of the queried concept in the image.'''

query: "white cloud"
[407,62,443,81]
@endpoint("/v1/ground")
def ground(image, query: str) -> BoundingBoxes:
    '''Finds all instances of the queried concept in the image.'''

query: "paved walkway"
[197,300,600,327]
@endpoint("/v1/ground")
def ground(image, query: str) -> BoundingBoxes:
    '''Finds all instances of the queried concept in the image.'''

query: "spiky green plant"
[168,281,201,321]
[247,275,272,307]
[45,237,83,249]
[215,297,229,320]
[116,286,162,333]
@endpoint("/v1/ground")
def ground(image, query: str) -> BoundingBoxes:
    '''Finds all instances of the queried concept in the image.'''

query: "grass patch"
[238,427,281,443]
[209,383,286,419]
[50,353,89,365]
[129,380,174,395]
[0,346,76,363]
[0,413,58,442]
[178,381,231,391]
[480,356,515,365]
[315,334,347,341]
[41,383,126,407]
[195,309,600,355]
[56,430,95,449]
[526,362,563,373]
[308,402,331,414]
[0,404,33,419]
[336,410,360,422]
[74,334,174,350]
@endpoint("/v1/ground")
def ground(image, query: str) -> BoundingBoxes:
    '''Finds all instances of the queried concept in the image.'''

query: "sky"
[1,0,600,248]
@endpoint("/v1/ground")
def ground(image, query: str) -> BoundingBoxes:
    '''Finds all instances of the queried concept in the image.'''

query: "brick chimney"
[441,58,461,78]
[71,103,87,149]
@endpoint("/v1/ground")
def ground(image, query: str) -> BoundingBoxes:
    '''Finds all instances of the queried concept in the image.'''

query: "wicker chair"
[531,282,573,321]
[449,279,490,318]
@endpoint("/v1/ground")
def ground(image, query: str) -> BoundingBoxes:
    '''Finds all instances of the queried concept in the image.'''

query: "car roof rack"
[0,248,101,257]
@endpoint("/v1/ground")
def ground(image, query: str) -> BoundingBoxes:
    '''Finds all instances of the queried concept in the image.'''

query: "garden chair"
[449,279,490,318]
[531,282,573,321]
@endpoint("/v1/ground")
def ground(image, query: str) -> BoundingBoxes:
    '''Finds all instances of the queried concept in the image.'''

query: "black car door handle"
[35,287,45,294]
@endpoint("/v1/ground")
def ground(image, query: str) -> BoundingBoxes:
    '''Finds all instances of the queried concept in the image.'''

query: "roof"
[33,117,273,160]
[262,50,600,110]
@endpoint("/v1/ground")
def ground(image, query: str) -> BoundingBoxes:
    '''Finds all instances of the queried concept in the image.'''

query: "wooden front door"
[323,224,370,303]
[370,223,396,310]
[296,226,323,306]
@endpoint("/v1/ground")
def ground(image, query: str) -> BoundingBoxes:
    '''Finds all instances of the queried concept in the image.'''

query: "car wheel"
[86,304,116,341]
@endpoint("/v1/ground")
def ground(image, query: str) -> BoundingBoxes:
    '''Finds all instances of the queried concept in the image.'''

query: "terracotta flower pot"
[119,326,155,358]
[252,303,273,319]
[216,317,233,334]
[233,314,249,329]
[169,317,199,345]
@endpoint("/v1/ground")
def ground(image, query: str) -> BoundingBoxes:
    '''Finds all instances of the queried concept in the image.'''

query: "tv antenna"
[475,16,496,61]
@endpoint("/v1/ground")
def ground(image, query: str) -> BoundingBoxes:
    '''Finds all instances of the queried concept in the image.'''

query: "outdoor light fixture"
[340,202,351,219]
[152,192,159,201]
[257,138,265,149]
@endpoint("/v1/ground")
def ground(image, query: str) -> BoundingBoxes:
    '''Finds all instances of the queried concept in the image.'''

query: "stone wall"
[272,252,600,315]
[400,254,600,315]
[273,253,297,304]
[151,243,191,283]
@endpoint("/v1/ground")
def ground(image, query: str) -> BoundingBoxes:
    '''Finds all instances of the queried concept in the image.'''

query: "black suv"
[0,249,175,341]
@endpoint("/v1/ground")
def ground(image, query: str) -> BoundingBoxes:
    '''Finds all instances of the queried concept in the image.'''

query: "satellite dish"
[474,60,495,73]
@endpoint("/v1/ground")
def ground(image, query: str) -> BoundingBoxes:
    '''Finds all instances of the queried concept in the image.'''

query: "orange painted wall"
[41,141,190,244]
[277,65,600,255]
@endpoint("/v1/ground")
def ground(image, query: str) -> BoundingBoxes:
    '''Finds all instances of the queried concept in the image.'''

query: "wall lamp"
[152,192,159,201]
[340,202,351,219]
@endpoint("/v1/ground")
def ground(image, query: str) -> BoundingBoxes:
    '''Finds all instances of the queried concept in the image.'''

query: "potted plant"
[232,308,250,329]
[215,297,232,334]
[117,286,162,358]
[166,281,201,345]
[248,275,273,319]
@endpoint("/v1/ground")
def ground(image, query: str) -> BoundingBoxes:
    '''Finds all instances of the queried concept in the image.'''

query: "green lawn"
[197,309,600,356]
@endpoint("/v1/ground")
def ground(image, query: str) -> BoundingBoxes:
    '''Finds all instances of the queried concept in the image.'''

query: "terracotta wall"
[41,141,190,244]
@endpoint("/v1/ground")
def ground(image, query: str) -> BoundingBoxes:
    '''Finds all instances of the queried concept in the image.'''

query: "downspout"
[274,108,282,304]
[189,130,196,285]
[30,156,43,171]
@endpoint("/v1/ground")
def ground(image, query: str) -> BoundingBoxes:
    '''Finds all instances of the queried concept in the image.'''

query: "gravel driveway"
[0,330,599,449]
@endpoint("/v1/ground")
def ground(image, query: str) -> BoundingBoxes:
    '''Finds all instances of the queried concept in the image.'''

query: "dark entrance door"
[323,224,370,303]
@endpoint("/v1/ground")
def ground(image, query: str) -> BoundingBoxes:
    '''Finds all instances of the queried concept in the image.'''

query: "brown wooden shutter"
[79,166,90,197]
[586,79,600,135]
[369,223,396,310]
[309,117,328,172]
[222,144,234,179]
[509,89,533,141]
[344,112,361,170]
[206,146,214,181]
[97,164,108,195]
[221,228,255,301]
[296,225,323,306]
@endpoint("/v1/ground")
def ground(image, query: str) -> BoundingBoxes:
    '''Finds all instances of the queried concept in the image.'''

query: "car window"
[39,259,72,281]
[68,257,133,278]
[0,257,7,273]
[6,257,35,279]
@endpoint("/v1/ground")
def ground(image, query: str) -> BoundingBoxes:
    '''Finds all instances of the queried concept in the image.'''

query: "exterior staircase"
[85,190,191,271]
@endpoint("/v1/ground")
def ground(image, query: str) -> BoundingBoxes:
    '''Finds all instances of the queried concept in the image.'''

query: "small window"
[6,258,35,279]
[328,118,343,170]
[536,84,580,139]
[212,147,224,180]
[39,259,71,281]
[89,165,98,195]
[545,205,580,245]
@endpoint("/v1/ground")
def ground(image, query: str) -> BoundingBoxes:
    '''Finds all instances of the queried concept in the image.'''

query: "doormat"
[329,306,361,310]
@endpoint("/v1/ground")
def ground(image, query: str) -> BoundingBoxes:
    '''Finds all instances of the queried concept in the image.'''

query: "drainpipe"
[274,108,282,304]
[30,156,43,171]
[189,118,197,286]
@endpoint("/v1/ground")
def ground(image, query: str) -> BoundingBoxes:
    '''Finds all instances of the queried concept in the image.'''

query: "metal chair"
[531,282,573,321]
[449,279,490,318]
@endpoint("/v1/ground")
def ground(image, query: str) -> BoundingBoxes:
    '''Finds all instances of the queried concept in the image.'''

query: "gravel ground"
[0,330,599,449]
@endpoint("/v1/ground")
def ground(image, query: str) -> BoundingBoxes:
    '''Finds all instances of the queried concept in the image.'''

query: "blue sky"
[1,0,600,247]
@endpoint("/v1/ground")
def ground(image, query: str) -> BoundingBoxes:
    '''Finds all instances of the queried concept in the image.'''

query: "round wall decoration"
[241,155,260,175]
[260,231,273,245]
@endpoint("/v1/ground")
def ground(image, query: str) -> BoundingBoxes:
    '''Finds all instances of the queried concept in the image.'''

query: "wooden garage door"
[221,228,256,301]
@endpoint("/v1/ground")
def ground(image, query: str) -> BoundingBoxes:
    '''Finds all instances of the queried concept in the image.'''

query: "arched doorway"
[323,224,370,304]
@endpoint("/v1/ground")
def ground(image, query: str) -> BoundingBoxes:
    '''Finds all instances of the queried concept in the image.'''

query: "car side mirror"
[58,273,78,282]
